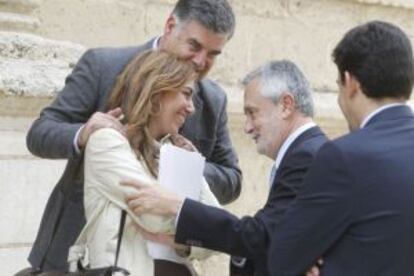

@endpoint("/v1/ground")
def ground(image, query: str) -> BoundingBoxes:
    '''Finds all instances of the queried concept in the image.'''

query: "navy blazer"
[269,105,414,276]
[176,126,328,275]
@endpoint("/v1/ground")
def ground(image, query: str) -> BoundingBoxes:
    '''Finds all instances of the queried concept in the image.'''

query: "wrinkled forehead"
[177,19,229,50]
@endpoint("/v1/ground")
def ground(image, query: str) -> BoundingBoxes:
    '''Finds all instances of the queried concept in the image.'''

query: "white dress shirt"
[269,121,317,186]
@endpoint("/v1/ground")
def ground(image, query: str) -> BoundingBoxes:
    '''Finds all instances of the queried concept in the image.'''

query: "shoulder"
[310,139,353,171]
[80,39,152,71]
[84,46,142,68]
[287,128,328,164]
[86,128,129,153]
[329,130,368,159]
[197,79,227,106]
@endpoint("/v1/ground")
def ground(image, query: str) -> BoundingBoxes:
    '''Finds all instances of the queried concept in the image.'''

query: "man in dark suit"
[124,60,328,275]
[266,21,414,275]
[25,0,241,271]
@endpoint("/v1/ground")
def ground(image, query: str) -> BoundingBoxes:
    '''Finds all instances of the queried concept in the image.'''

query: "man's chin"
[196,69,210,80]
[348,122,359,132]
[256,145,266,155]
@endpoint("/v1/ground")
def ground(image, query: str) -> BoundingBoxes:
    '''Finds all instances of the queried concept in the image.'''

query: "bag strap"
[69,209,128,271]
[114,210,127,267]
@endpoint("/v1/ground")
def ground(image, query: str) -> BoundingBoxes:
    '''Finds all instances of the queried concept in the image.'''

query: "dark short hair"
[173,0,235,38]
[332,21,414,99]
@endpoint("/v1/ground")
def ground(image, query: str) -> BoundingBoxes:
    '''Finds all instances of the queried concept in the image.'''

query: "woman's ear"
[150,94,162,115]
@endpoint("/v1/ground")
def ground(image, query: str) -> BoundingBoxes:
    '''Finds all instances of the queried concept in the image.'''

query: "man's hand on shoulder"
[78,107,125,149]
[122,179,184,217]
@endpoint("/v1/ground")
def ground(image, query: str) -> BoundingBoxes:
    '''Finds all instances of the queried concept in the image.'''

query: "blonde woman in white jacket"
[68,50,219,276]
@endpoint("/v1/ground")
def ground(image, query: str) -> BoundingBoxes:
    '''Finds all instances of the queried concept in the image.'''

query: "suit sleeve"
[175,144,321,260]
[186,178,221,260]
[204,94,242,205]
[175,197,268,259]
[84,128,175,234]
[268,142,354,275]
[26,49,101,159]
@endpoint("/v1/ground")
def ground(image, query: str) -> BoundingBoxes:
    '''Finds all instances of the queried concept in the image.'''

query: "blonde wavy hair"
[107,50,196,177]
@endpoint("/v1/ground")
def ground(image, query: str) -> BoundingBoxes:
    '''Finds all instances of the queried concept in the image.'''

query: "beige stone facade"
[29,0,414,113]
[1,0,413,275]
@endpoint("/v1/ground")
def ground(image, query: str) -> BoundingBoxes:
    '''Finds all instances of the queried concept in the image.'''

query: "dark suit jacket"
[175,126,328,276]
[268,105,414,276]
[26,39,241,270]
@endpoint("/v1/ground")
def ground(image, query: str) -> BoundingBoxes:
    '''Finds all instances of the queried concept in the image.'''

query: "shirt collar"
[360,103,406,129]
[152,36,161,50]
[274,121,316,170]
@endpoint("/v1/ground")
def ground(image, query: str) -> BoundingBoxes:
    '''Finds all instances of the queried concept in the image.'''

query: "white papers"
[147,143,205,263]
[158,144,205,199]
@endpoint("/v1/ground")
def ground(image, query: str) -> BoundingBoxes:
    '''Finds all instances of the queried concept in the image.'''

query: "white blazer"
[68,128,220,276]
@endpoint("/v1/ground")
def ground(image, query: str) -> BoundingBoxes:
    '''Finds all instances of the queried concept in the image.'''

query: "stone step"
[354,0,414,9]
[0,246,31,276]
[0,115,67,272]
[0,32,85,61]
[0,12,38,31]
[0,32,85,103]
[1,58,71,97]
[0,0,40,13]
[0,130,31,156]
[0,96,51,117]
[0,159,66,244]
[0,116,33,131]
[0,116,34,156]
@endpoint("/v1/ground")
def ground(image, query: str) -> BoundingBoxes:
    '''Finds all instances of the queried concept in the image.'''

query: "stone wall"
[1,0,414,275]
[30,0,414,114]
[3,0,414,114]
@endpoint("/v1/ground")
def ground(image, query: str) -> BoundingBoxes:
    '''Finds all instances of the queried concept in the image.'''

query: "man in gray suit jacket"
[26,0,241,271]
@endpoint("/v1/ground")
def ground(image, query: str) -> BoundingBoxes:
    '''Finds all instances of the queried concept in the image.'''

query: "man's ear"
[164,14,177,36]
[280,93,295,119]
[344,71,361,98]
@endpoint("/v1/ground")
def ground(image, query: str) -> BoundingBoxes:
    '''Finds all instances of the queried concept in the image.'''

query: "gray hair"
[172,0,235,38]
[242,60,315,117]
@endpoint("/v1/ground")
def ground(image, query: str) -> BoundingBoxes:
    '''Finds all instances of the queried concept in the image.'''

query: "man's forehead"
[243,91,263,110]
[180,21,228,47]
[244,79,263,97]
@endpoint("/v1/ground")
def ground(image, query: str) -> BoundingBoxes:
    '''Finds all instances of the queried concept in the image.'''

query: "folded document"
[147,144,205,263]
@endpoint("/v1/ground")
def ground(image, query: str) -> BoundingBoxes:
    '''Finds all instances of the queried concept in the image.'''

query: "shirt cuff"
[73,125,84,155]
[174,198,186,228]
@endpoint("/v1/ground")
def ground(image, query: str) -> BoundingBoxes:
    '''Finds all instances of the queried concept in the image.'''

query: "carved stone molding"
[0,0,41,31]
[352,0,414,9]
[0,0,41,13]
[0,31,85,98]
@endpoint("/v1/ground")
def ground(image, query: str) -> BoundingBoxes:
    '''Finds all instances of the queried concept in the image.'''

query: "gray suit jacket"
[26,39,241,270]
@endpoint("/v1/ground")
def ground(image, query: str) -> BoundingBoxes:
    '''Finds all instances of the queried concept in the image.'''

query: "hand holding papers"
[147,143,205,262]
